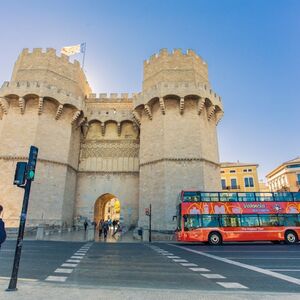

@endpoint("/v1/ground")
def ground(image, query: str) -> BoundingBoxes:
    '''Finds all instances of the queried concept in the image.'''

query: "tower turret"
[0,48,90,227]
[134,49,224,231]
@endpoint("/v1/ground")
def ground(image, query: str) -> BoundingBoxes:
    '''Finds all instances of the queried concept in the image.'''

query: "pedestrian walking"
[98,219,104,237]
[112,220,120,236]
[84,219,88,232]
[112,219,117,232]
[103,220,109,239]
[0,205,6,249]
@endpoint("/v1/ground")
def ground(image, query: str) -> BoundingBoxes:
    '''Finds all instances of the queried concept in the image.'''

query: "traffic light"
[13,162,27,187]
[26,146,38,181]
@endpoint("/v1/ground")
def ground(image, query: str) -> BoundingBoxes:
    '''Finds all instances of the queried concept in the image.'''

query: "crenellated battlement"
[87,93,137,102]
[11,48,91,98]
[143,48,209,91]
[0,80,83,109]
[144,48,205,65]
[19,48,81,67]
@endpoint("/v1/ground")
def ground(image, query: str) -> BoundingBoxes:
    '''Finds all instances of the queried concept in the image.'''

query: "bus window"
[182,191,200,202]
[240,215,259,227]
[280,214,300,226]
[220,192,237,202]
[238,192,255,202]
[221,215,240,227]
[273,192,291,202]
[256,192,273,202]
[293,192,300,202]
[183,215,201,231]
[259,215,280,226]
[201,192,219,202]
[202,215,220,227]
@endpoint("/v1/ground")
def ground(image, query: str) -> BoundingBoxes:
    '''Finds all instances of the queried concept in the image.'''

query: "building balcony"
[222,185,240,190]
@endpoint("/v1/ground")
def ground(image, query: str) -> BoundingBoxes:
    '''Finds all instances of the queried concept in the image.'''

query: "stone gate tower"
[133,49,223,231]
[0,48,91,226]
[0,47,223,232]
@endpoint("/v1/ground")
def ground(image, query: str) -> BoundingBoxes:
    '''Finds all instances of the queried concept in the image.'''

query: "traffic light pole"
[6,180,32,291]
[6,146,38,292]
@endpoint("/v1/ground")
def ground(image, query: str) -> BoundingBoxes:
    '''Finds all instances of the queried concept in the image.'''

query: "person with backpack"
[0,205,6,249]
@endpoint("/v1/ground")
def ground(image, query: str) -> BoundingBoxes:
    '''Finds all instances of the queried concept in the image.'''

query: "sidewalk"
[0,278,299,300]
[20,228,140,243]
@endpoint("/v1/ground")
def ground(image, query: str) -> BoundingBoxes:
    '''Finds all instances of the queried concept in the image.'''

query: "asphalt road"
[0,240,300,294]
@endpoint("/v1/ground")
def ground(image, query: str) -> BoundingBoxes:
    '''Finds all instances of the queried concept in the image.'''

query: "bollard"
[87,226,95,241]
[36,224,45,240]
[142,228,149,242]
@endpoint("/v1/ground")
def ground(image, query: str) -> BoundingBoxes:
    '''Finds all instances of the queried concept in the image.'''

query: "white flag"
[61,44,82,56]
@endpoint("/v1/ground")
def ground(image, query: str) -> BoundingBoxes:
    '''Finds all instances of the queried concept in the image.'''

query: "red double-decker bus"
[176,191,300,245]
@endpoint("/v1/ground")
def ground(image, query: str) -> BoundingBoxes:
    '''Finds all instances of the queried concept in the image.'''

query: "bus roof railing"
[181,191,300,202]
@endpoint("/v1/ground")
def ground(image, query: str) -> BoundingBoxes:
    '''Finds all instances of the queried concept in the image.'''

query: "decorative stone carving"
[19,97,25,114]
[81,140,139,159]
[179,97,184,114]
[197,98,205,115]
[55,104,63,120]
[144,104,152,120]
[71,110,81,124]
[159,97,165,115]
[207,105,216,121]
[38,97,43,115]
[0,97,9,114]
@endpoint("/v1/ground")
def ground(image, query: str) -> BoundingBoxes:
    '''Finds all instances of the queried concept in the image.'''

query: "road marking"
[216,282,248,289]
[161,253,173,255]
[201,274,226,279]
[189,268,210,272]
[173,259,188,262]
[55,268,73,274]
[71,256,83,259]
[226,257,300,260]
[67,259,81,263]
[74,253,85,256]
[167,256,180,259]
[269,269,300,272]
[0,276,38,282]
[171,245,300,286]
[62,263,78,267]
[180,263,198,267]
[45,276,67,282]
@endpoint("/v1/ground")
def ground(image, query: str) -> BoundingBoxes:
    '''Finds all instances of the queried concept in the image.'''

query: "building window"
[221,170,225,173]
[243,169,247,172]
[248,169,252,172]
[229,170,236,173]
[297,174,300,184]
[221,179,226,189]
[244,177,254,187]
[231,178,238,189]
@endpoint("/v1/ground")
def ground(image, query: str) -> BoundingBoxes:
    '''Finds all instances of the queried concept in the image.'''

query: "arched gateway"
[94,193,121,225]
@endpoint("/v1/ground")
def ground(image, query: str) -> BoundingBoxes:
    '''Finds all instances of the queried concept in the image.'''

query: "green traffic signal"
[28,170,35,180]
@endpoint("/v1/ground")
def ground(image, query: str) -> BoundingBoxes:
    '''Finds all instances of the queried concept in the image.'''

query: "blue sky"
[0,0,299,180]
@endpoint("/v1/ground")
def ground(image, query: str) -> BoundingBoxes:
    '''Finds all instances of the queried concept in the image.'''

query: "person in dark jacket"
[103,221,109,240]
[0,205,6,249]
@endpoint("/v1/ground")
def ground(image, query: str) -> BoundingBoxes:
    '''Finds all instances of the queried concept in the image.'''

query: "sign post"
[145,204,152,243]
[6,146,38,292]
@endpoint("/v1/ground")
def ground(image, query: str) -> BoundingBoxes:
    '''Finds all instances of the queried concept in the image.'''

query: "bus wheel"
[284,230,298,244]
[208,232,222,246]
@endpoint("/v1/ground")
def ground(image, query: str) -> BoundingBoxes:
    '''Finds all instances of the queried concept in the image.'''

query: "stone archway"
[94,193,121,225]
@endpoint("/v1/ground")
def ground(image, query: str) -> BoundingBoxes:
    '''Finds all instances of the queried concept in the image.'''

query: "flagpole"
[82,43,86,69]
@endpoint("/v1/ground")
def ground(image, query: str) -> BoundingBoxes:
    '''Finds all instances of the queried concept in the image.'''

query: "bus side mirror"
[172,215,177,221]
